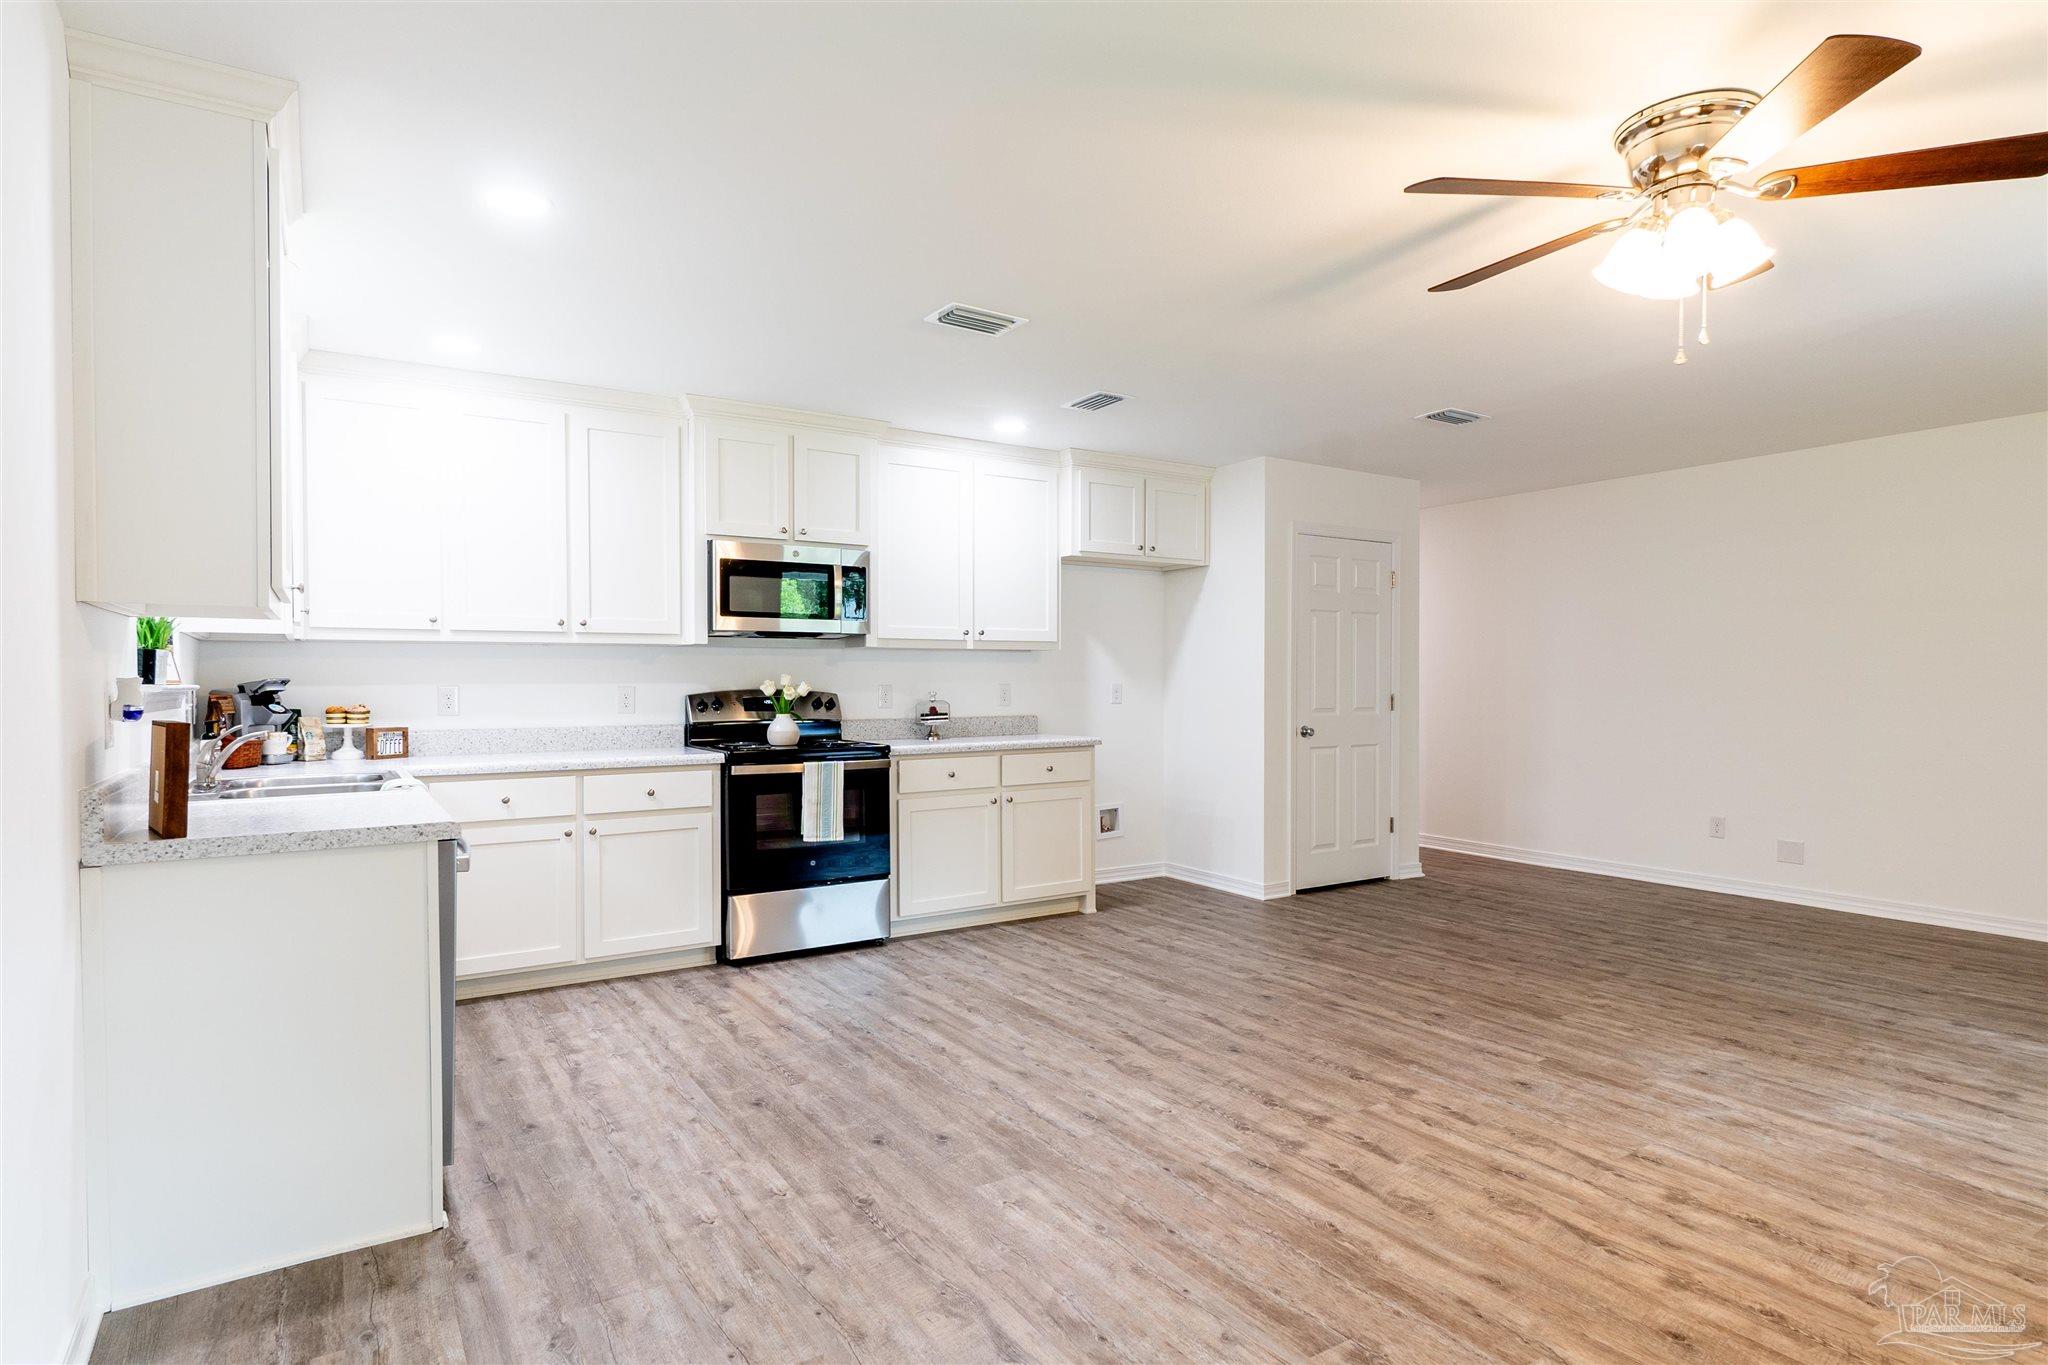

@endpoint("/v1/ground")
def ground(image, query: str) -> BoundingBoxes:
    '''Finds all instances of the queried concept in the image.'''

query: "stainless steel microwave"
[708,539,869,637]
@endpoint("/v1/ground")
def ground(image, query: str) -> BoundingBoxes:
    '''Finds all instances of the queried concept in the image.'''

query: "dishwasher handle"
[451,836,471,874]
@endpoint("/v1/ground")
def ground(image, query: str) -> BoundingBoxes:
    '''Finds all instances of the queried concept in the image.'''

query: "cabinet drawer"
[584,768,715,815]
[896,754,1002,794]
[427,774,577,823]
[1000,749,1094,787]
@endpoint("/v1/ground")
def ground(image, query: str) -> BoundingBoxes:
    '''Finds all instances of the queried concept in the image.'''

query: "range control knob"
[811,696,824,711]
[692,699,708,712]
[710,697,723,711]
[824,697,838,712]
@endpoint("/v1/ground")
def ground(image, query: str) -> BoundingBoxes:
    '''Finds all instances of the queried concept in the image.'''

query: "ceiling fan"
[1404,34,2048,361]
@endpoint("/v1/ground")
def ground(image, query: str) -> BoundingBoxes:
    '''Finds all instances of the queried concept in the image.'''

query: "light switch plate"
[436,686,460,716]
[616,684,636,715]
[1777,839,1805,865]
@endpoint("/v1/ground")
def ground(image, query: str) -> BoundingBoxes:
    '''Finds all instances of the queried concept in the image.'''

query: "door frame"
[1283,522,1403,896]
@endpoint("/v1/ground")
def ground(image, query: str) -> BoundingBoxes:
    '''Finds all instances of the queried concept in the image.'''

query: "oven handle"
[735,758,890,776]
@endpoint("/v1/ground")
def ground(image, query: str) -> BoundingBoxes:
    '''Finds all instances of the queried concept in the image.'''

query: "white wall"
[1163,458,1423,896]
[197,565,1169,876]
[2,5,144,1358]
[1421,413,2048,938]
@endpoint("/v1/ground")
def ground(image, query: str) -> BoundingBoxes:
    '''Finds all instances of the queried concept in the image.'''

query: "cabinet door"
[1001,782,1094,904]
[300,382,447,632]
[456,821,579,977]
[703,420,792,540]
[793,432,870,546]
[871,446,975,643]
[72,82,276,618]
[1068,465,1145,558]
[570,410,683,636]
[896,790,1003,918]
[1145,476,1209,564]
[582,812,720,959]
[444,398,569,634]
[972,459,1058,644]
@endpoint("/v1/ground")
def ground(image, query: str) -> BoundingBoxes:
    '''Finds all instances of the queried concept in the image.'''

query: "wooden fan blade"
[1707,34,1921,171]
[1762,132,2048,197]
[1406,177,1631,199]
[1427,218,1630,292]
[1709,260,1774,290]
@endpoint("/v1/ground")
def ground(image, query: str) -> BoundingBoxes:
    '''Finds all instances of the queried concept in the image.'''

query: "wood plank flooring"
[93,851,2048,1363]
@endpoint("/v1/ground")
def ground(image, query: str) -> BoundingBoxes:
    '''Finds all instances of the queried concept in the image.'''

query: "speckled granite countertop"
[80,772,459,868]
[886,734,1102,756]
[400,748,725,778]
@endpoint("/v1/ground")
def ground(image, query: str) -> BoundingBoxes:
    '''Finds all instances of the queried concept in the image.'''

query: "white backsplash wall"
[196,564,1169,875]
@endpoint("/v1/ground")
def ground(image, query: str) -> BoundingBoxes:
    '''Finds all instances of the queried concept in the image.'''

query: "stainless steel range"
[687,689,890,962]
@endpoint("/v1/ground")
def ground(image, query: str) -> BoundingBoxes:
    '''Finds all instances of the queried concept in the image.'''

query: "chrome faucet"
[195,724,275,791]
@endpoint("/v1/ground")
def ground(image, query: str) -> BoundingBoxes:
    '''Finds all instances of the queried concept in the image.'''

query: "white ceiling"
[60,1,2048,505]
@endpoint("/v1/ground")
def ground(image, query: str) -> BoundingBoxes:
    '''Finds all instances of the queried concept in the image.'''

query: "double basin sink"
[191,767,412,801]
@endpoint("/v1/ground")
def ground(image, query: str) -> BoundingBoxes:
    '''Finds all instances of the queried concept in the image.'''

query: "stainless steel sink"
[192,768,410,800]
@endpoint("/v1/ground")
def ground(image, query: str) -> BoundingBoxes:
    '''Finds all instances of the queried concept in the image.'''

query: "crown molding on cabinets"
[1061,447,1217,482]
[300,351,684,418]
[66,30,296,120]
[686,394,888,439]
[884,428,1060,466]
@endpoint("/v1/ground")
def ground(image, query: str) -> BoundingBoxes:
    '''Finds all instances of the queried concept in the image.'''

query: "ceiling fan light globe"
[1707,215,1774,285]
[1663,205,1721,279]
[1593,226,1663,296]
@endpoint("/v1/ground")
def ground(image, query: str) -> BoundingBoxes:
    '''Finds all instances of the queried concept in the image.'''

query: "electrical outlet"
[878,683,894,709]
[1708,816,1726,840]
[998,682,1012,708]
[1111,682,1124,705]
[436,686,460,716]
[616,684,636,715]
[1777,839,1805,865]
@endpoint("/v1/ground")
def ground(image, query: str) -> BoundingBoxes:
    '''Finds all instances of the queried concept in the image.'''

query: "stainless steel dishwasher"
[437,837,468,1165]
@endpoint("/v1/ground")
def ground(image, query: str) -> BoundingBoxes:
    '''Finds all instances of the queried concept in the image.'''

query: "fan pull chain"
[1697,275,1711,345]
[1673,294,1688,365]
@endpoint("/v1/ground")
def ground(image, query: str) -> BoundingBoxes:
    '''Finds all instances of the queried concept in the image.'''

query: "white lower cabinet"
[894,748,1095,922]
[896,789,1004,918]
[455,821,579,976]
[438,767,720,986]
[582,811,719,959]
[1001,782,1095,902]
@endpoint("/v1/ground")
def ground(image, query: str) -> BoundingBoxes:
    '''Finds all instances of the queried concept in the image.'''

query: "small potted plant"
[760,674,810,746]
[135,616,175,685]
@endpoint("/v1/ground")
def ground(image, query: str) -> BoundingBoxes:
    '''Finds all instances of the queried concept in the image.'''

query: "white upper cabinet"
[295,357,685,641]
[872,446,975,642]
[444,398,569,635]
[972,459,1059,644]
[69,36,297,618]
[570,409,683,637]
[1067,465,1145,558]
[696,403,879,547]
[1059,451,1212,569]
[300,380,447,632]
[1145,475,1209,564]
[793,432,868,545]
[702,420,792,540]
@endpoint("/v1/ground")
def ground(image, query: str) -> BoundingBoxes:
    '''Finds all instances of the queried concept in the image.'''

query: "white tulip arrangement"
[760,675,810,716]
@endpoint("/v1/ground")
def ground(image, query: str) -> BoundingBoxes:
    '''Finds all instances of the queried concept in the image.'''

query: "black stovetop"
[693,736,889,764]
[685,689,887,766]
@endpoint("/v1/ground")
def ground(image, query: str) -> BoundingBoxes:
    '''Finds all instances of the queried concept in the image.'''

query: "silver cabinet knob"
[1149,545,1157,552]
[946,770,956,778]
[578,618,588,627]
[557,618,566,626]
[799,527,807,536]
[780,526,789,535]
[1298,725,1315,738]
[961,628,969,637]
[1004,795,1014,803]
[588,826,597,836]
[977,629,985,636]
[989,796,997,805]
[500,795,511,805]
[1045,764,1054,772]
[563,829,572,838]
[428,615,438,624]
[646,788,656,798]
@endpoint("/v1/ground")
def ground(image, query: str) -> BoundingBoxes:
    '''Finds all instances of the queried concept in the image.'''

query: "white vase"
[766,712,800,747]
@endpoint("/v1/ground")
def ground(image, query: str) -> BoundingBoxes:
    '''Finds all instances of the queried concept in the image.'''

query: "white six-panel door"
[972,458,1059,644]
[570,409,683,636]
[1290,533,1395,889]
[444,397,570,634]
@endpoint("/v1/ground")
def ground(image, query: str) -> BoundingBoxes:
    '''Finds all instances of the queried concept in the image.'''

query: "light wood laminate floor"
[94,852,2047,1363]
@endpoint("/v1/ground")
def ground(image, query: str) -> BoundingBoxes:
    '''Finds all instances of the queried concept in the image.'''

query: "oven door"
[724,758,890,894]
[709,539,866,636]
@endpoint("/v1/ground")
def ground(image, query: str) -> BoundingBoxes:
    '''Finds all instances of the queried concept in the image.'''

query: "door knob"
[1298,725,1315,738]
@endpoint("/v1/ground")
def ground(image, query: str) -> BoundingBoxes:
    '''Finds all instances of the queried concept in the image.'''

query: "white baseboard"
[1392,861,1425,880]
[64,1274,104,1365]
[1419,835,2047,942]
[1163,863,1293,901]
[1096,862,1166,885]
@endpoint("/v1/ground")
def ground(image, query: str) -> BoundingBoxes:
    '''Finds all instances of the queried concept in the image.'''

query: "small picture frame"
[364,725,410,760]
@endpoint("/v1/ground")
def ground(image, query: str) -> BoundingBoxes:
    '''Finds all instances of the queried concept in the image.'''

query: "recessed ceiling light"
[992,416,1028,437]
[477,183,552,221]
[434,334,482,359]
